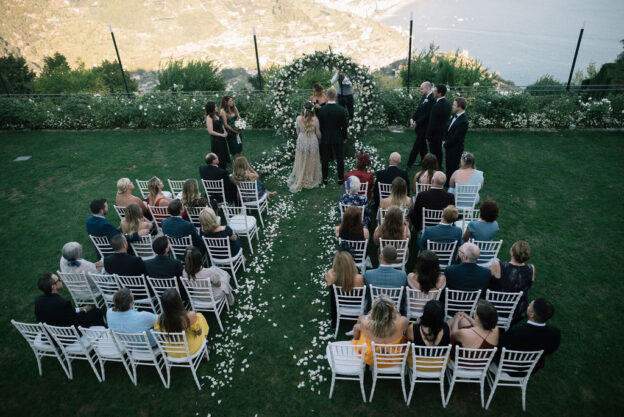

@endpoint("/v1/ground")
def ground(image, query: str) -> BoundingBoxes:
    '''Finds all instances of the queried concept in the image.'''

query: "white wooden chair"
[377,182,392,201]
[79,326,133,383]
[378,238,409,270]
[185,205,209,229]
[150,330,210,390]
[168,235,192,261]
[148,205,171,232]
[89,235,114,259]
[135,179,150,199]
[485,348,544,411]
[147,277,183,312]
[202,236,245,288]
[338,202,366,223]
[326,341,367,402]
[113,205,127,221]
[202,179,227,207]
[11,320,70,378]
[445,345,498,407]
[167,179,186,197]
[456,209,480,234]
[405,287,443,322]
[472,240,503,267]
[237,180,269,227]
[369,285,404,313]
[112,330,167,387]
[116,274,159,313]
[57,271,104,309]
[407,344,452,406]
[337,238,368,273]
[369,342,411,402]
[455,184,481,210]
[90,273,121,309]
[43,323,103,381]
[486,290,523,330]
[332,285,366,338]
[129,235,156,261]
[377,207,409,226]
[181,278,229,332]
[444,288,482,320]
[426,240,458,270]
[414,183,431,198]
[422,208,444,230]
[358,182,369,198]
[222,204,259,254]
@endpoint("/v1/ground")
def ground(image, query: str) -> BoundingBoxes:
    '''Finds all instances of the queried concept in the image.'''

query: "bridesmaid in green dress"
[220,96,243,158]
[205,101,230,170]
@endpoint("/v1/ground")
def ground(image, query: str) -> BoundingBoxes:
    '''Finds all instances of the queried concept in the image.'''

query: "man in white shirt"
[331,71,354,120]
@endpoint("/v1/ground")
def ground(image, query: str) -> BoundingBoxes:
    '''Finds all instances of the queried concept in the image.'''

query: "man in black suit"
[144,236,187,301]
[373,152,410,207]
[34,273,105,327]
[502,298,561,374]
[103,234,148,276]
[407,81,435,170]
[317,87,348,185]
[444,243,491,294]
[443,97,469,185]
[426,84,452,170]
[162,200,205,254]
[411,171,455,230]
[199,153,237,203]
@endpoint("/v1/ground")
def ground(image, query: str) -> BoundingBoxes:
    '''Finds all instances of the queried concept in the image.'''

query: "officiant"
[331,71,354,120]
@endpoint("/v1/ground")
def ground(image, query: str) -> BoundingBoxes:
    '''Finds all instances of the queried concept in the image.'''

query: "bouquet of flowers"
[234,118,248,130]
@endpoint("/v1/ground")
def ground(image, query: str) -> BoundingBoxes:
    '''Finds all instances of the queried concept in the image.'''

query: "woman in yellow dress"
[154,288,209,357]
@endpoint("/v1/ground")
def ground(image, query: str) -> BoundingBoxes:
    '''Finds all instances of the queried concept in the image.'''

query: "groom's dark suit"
[443,112,469,184]
[317,102,348,181]
[426,97,452,169]
[407,92,435,168]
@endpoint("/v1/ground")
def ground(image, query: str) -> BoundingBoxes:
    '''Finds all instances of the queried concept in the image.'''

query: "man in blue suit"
[445,242,491,295]
[418,205,463,251]
[161,199,205,254]
[364,245,407,312]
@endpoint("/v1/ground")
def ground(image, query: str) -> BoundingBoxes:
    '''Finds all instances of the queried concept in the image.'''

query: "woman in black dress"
[407,300,450,347]
[205,101,230,170]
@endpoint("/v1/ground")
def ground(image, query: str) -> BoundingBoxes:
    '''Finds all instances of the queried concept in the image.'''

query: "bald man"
[411,171,455,230]
[373,152,410,207]
[407,81,435,170]
[444,242,491,294]
[199,153,237,203]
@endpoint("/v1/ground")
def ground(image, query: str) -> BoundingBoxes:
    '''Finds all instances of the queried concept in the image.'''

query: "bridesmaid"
[220,96,243,159]
[205,101,229,170]
[309,83,328,110]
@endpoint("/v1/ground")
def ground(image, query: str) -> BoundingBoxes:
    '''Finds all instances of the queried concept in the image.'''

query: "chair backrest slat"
[426,240,458,269]
[445,288,481,318]
[369,285,404,312]
[135,179,150,199]
[378,182,392,201]
[202,179,226,204]
[337,238,368,268]
[406,287,442,319]
[167,179,186,197]
[422,208,444,230]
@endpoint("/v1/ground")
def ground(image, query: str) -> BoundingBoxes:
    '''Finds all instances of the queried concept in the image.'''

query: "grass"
[0,128,623,416]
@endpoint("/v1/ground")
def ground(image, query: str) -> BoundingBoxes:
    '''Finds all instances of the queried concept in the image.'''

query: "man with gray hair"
[407,81,435,170]
[373,152,410,207]
[411,171,455,230]
[445,242,491,295]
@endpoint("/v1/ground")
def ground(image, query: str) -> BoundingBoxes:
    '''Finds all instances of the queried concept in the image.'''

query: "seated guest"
[463,199,499,242]
[34,273,105,327]
[335,205,370,241]
[146,176,172,208]
[86,198,147,250]
[407,250,446,293]
[120,203,153,236]
[411,171,455,231]
[373,207,410,246]
[380,177,413,214]
[445,242,491,294]
[154,288,210,357]
[181,178,214,222]
[412,153,438,194]
[115,177,152,220]
[106,288,158,346]
[406,300,450,347]
[501,298,561,374]
[364,245,408,311]
[373,152,410,207]
[183,246,234,306]
[344,152,374,200]
[60,241,103,275]
[325,249,365,327]
[199,153,237,204]
[103,234,148,276]
[351,295,409,366]
[417,205,463,251]
[232,156,277,199]
[162,200,205,253]
[337,176,371,227]
[447,300,499,349]
[199,207,243,258]
[447,152,484,208]
[490,240,535,322]
[144,236,184,278]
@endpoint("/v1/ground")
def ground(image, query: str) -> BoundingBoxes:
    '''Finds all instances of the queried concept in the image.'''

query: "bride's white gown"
[287,116,322,193]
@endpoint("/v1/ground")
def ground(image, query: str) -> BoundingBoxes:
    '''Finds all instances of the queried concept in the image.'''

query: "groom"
[318,87,348,185]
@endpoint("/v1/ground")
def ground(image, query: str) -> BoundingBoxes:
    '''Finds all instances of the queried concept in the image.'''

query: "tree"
[41,52,70,76]
[91,59,138,92]
[0,53,36,93]
[526,74,565,95]
[157,59,225,92]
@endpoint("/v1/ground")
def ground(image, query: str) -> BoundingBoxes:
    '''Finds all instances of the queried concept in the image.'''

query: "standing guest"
[120,203,153,236]
[220,96,243,159]
[373,207,410,246]
[183,246,234,306]
[463,200,500,242]
[232,156,277,199]
[199,153,237,204]
[344,152,374,200]
[411,171,455,231]
[34,273,105,327]
[490,241,535,322]
[412,153,438,195]
[205,101,230,170]
[380,177,413,213]
[115,177,152,220]
[287,101,323,193]
[317,87,348,185]
[501,298,561,374]
[406,300,450,348]
[154,289,209,357]
[447,300,499,349]
[325,249,365,327]
[337,176,371,227]
[335,205,370,241]
[107,288,159,346]
[444,242,491,295]
[373,152,410,208]
[447,152,484,208]
[60,241,103,275]
[162,199,205,254]
[417,205,463,251]
[443,97,469,184]
[103,234,148,276]
[309,83,328,109]
[407,250,446,293]
[331,71,355,119]
[199,207,243,258]
[181,179,213,222]
[146,177,172,208]
[407,81,435,170]
[425,84,452,168]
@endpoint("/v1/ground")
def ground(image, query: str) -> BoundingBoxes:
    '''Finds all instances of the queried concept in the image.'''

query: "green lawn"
[0,128,622,416]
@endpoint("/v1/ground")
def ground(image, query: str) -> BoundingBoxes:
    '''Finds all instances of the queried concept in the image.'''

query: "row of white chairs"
[11,321,209,390]
[379,182,481,211]
[326,341,543,410]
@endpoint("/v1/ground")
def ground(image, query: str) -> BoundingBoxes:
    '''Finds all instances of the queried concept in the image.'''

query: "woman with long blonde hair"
[325,249,365,328]
[373,206,410,246]
[181,179,210,221]
[146,176,171,207]
[199,207,243,258]
[232,156,276,199]
[120,203,153,235]
[287,101,322,193]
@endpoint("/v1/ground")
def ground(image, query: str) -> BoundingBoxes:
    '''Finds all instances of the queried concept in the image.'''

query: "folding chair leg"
[214,307,225,332]
[522,385,527,412]
[480,379,486,408]
[258,211,265,227]
[359,373,367,402]
[369,373,378,402]
[485,375,497,410]
[190,364,202,390]
[440,377,446,407]
[247,236,254,254]
[334,317,340,339]
[328,374,336,399]
[407,376,416,405]
[401,372,408,403]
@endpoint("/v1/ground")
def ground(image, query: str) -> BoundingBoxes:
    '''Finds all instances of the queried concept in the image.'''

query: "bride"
[287,101,322,193]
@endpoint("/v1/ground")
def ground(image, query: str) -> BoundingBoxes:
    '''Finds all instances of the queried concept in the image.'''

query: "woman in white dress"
[287,101,322,193]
